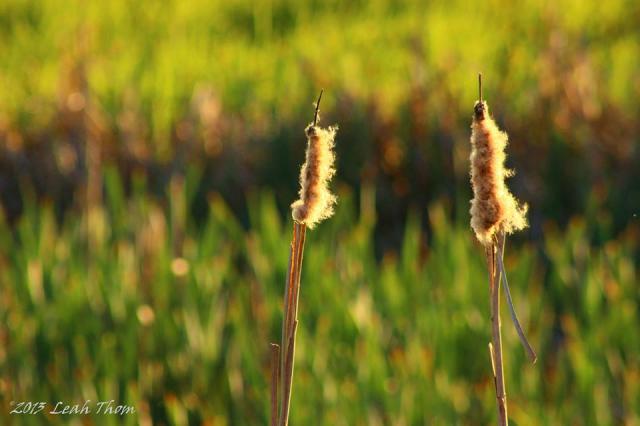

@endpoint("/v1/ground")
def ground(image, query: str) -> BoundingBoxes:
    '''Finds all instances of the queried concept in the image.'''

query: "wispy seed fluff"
[470,101,528,246]
[291,124,338,229]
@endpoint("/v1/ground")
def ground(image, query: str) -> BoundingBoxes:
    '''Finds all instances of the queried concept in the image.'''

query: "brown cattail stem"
[269,223,306,426]
[270,343,281,426]
[486,239,508,426]
[278,222,306,426]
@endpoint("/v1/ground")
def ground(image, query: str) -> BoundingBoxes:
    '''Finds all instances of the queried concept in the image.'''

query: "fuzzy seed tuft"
[291,124,338,229]
[469,101,527,246]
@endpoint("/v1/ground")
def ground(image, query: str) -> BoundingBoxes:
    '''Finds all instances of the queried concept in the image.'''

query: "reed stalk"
[277,222,306,426]
[486,231,508,426]
[270,343,280,426]
[470,75,536,425]
[270,91,337,426]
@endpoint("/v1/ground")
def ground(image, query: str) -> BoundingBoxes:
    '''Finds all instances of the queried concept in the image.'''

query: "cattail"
[469,75,536,426]
[469,100,527,246]
[271,91,337,426]
[291,124,338,229]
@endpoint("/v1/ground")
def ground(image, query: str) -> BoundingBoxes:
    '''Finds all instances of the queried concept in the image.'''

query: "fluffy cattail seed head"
[469,101,527,246]
[291,124,338,229]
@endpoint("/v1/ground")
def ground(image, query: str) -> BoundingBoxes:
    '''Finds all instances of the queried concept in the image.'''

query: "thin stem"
[278,222,306,426]
[496,232,537,363]
[270,343,280,426]
[313,90,323,127]
[487,243,508,426]
[474,74,486,120]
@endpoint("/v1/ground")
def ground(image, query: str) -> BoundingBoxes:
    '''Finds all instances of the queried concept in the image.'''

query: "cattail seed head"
[291,124,338,229]
[470,101,527,246]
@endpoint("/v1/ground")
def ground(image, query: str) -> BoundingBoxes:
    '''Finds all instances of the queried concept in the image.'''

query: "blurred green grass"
[1,0,640,424]
[0,171,638,424]
[2,0,638,130]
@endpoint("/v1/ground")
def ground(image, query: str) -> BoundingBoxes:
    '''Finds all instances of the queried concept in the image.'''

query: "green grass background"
[0,0,639,424]
[1,180,638,425]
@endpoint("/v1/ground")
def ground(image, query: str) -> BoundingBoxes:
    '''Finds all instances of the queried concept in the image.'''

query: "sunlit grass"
[0,172,637,424]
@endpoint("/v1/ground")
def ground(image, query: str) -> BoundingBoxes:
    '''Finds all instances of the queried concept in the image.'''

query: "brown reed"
[270,91,337,426]
[470,74,536,426]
